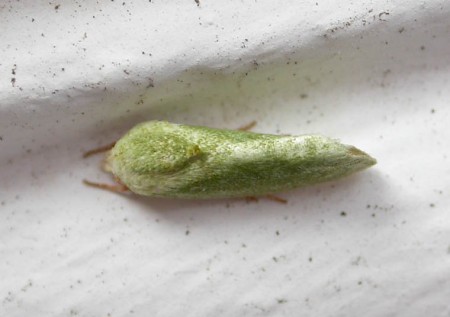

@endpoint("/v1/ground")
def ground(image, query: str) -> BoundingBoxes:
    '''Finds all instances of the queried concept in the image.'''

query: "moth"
[83,121,376,199]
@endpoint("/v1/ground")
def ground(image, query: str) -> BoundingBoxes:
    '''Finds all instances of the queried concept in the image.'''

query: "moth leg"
[245,194,287,204]
[83,179,129,193]
[245,196,259,203]
[83,142,116,158]
[266,194,288,204]
[237,120,257,131]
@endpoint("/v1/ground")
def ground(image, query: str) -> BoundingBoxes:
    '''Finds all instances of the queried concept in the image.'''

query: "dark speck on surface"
[146,78,154,88]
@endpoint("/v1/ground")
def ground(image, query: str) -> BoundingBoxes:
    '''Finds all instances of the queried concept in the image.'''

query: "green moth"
[84,121,376,199]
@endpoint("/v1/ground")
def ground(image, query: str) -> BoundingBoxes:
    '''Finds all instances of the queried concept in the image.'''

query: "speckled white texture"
[1,1,450,316]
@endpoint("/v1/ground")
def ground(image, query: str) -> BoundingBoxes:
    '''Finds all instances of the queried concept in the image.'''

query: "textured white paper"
[1,1,450,316]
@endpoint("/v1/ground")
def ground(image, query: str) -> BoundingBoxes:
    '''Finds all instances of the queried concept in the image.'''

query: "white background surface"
[1,1,450,316]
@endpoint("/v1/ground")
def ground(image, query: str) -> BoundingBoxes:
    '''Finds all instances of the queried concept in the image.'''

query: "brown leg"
[83,142,116,158]
[245,195,287,204]
[83,179,129,193]
[266,194,288,204]
[237,120,257,131]
[245,196,259,203]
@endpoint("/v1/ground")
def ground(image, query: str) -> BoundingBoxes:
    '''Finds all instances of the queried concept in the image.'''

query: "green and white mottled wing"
[106,121,376,199]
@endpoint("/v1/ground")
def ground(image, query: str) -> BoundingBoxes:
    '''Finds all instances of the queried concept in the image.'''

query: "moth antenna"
[83,179,129,193]
[83,142,116,158]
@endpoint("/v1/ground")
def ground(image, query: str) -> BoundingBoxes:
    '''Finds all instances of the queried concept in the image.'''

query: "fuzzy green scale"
[107,121,376,198]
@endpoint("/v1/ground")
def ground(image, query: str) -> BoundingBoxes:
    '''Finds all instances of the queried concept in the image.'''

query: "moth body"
[103,121,376,199]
